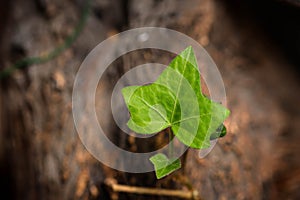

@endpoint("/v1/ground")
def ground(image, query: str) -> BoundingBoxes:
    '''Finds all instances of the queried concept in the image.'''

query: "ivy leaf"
[149,153,181,179]
[210,124,227,140]
[122,46,230,149]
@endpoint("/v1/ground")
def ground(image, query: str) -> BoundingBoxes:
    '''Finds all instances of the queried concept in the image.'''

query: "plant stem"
[181,150,189,173]
[168,128,174,158]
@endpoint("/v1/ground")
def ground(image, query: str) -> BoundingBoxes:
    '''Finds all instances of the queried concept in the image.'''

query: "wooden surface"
[0,0,299,199]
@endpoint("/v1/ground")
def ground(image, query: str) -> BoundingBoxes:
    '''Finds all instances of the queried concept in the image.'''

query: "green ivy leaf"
[149,153,181,179]
[122,46,230,148]
[122,46,230,178]
[210,124,227,140]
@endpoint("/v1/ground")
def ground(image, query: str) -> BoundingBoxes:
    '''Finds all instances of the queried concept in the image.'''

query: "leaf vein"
[170,48,191,122]
[137,97,170,125]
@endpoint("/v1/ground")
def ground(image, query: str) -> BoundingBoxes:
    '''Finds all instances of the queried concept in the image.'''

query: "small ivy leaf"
[149,153,181,179]
[210,124,227,140]
[122,46,230,149]
[122,46,230,178]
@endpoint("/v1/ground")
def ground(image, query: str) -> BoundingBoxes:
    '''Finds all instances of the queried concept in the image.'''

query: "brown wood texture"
[0,0,299,199]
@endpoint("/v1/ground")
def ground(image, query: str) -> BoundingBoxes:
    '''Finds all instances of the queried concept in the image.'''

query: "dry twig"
[105,178,200,200]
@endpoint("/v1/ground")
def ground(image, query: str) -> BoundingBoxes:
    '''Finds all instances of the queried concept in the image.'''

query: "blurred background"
[0,0,299,199]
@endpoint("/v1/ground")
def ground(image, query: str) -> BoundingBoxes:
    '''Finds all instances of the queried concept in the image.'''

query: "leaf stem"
[168,128,174,158]
[181,150,189,173]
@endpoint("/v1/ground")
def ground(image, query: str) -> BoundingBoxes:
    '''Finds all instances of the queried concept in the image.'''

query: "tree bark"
[0,0,299,199]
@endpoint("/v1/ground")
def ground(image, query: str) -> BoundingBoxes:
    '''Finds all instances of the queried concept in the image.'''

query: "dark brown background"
[0,0,299,199]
